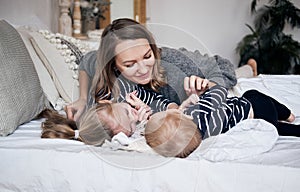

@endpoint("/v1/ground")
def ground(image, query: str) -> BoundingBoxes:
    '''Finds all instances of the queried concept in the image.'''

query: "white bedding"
[230,75,300,119]
[1,75,300,191]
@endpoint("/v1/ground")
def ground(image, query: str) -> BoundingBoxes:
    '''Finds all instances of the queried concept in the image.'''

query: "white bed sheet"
[1,75,300,192]
[229,74,300,120]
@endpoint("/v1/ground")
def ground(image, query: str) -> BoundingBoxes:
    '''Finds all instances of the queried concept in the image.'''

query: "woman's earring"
[114,66,121,76]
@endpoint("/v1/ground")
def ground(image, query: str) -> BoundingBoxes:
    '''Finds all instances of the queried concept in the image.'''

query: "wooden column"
[72,0,83,37]
[58,0,72,36]
[134,0,146,24]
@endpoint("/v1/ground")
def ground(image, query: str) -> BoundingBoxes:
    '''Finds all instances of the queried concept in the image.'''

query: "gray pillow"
[0,20,48,136]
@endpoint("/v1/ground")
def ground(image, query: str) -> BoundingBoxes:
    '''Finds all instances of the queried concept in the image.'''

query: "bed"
[1,19,300,192]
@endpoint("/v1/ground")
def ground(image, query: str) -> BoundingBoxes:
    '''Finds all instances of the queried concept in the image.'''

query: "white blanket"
[2,75,300,192]
[230,75,300,118]
[104,119,279,161]
[189,119,278,161]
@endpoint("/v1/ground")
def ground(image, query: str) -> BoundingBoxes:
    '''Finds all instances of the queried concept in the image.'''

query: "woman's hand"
[178,94,199,111]
[184,76,215,96]
[126,91,152,121]
[64,98,87,121]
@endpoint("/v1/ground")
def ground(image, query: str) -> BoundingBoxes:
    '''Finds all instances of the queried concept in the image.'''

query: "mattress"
[1,75,300,192]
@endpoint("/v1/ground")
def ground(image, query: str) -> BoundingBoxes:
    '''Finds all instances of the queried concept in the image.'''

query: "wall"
[0,0,59,32]
[0,0,299,67]
[111,0,134,21]
[147,0,300,67]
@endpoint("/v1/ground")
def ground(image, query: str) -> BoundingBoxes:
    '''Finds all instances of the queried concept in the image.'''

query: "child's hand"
[125,91,146,109]
[178,94,199,111]
[126,91,152,121]
[136,105,152,122]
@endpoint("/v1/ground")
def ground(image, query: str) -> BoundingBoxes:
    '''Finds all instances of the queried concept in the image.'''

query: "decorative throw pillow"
[17,27,61,108]
[0,20,49,136]
[29,30,90,104]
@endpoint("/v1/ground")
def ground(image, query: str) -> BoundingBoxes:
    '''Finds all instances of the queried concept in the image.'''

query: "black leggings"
[242,90,300,137]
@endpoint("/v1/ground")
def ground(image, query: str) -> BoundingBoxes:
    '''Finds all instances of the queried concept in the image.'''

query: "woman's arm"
[65,51,98,121]
[160,47,237,90]
[65,70,90,121]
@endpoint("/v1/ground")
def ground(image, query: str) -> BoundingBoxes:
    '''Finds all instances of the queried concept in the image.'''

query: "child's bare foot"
[286,113,295,123]
[247,59,258,76]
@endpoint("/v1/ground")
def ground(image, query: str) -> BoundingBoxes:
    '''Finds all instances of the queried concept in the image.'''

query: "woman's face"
[115,38,155,85]
[97,103,139,136]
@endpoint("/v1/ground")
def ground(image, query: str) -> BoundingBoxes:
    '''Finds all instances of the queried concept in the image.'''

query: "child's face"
[97,103,139,136]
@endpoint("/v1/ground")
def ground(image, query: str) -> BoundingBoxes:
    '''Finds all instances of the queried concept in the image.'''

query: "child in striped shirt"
[145,84,299,158]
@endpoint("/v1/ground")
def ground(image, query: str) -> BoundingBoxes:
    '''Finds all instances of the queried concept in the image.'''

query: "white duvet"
[1,75,300,192]
[104,119,279,162]
[190,119,278,161]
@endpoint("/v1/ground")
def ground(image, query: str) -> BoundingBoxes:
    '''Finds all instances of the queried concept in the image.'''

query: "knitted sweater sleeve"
[160,47,237,90]
[177,47,237,88]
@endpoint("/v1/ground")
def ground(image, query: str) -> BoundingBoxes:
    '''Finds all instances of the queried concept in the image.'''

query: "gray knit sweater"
[79,47,237,105]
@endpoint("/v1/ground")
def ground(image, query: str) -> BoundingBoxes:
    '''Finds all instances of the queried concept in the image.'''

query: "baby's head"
[145,109,202,158]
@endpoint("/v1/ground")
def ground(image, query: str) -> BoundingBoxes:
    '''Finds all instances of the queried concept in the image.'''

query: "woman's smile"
[115,38,155,85]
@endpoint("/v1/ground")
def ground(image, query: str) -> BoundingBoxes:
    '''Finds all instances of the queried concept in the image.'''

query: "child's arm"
[178,94,199,111]
[135,87,178,113]
[184,85,229,138]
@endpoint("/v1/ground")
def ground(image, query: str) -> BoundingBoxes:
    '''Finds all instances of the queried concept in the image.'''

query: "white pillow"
[17,27,61,108]
[29,30,90,104]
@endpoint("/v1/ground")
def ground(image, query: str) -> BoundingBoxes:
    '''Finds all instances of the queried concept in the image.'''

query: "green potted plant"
[70,0,111,34]
[236,0,300,74]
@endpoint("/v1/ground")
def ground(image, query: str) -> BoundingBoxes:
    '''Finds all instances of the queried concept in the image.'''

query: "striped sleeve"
[136,86,173,113]
[115,78,174,112]
[184,85,229,138]
[184,85,251,139]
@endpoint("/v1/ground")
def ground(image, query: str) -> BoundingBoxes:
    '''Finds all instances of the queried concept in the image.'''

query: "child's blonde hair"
[41,103,114,146]
[145,109,202,158]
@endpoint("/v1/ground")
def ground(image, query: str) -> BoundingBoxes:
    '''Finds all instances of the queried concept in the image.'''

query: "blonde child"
[41,87,178,145]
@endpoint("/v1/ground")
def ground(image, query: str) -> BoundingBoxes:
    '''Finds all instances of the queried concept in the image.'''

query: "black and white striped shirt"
[184,85,251,139]
[96,75,174,113]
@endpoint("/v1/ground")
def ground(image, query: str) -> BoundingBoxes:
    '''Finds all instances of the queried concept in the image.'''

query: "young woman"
[65,18,239,121]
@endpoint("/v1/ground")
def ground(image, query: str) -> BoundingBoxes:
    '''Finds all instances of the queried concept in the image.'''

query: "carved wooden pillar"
[134,0,146,24]
[58,0,72,36]
[72,0,82,37]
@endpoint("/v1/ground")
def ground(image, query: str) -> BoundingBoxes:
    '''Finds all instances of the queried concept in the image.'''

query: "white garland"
[38,30,90,82]
[38,30,91,111]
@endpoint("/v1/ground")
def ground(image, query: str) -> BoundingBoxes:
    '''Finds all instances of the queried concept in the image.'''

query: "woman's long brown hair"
[91,18,166,102]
